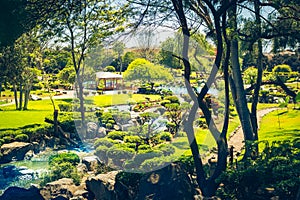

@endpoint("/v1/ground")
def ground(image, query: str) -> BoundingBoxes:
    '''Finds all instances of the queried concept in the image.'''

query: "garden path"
[203,107,279,163]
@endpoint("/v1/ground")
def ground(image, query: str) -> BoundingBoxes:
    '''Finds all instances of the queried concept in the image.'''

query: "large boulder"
[40,178,88,200]
[87,122,98,139]
[0,186,44,200]
[0,142,34,163]
[136,163,195,200]
[86,171,119,200]
[82,156,101,172]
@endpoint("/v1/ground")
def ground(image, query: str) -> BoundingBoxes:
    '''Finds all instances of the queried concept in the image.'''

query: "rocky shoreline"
[0,156,199,200]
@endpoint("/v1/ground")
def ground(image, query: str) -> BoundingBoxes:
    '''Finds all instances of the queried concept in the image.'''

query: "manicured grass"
[92,94,161,107]
[0,101,8,105]
[0,110,50,129]
[259,108,300,142]
[172,115,240,157]
[0,99,67,129]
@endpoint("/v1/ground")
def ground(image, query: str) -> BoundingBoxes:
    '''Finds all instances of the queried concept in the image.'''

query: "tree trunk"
[18,82,23,110]
[23,88,30,110]
[228,3,255,158]
[13,83,18,110]
[77,74,86,138]
[250,0,263,153]
[53,109,59,137]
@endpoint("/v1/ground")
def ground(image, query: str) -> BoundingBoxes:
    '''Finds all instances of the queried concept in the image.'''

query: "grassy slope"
[259,108,300,142]
[92,94,161,107]
[0,100,58,129]
[0,94,161,129]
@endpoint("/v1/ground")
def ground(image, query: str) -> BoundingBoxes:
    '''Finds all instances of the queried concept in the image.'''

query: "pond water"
[0,146,92,194]
[0,159,49,194]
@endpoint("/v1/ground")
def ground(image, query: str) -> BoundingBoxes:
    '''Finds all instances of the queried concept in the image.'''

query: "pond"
[0,159,49,194]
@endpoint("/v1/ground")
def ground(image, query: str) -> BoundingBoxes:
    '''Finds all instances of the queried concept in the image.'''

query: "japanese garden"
[0,0,299,199]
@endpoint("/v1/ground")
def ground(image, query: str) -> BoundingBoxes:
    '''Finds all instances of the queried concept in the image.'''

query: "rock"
[87,122,98,139]
[40,178,75,200]
[136,163,194,200]
[97,127,107,138]
[86,171,119,200]
[0,142,33,163]
[82,156,101,172]
[25,150,35,160]
[40,178,87,200]
[77,163,88,174]
[113,124,121,131]
[0,186,44,200]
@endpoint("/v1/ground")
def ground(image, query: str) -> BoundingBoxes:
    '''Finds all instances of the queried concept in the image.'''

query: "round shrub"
[160,132,172,141]
[150,134,163,146]
[94,138,116,148]
[108,119,115,124]
[107,145,135,167]
[2,136,12,143]
[164,96,179,104]
[58,103,72,112]
[15,134,29,142]
[107,131,128,140]
[95,146,109,163]
[0,139,4,146]
[138,144,151,151]
[139,157,166,172]
[124,135,142,144]
[158,144,175,156]
[104,66,116,72]
[160,100,171,107]
[133,150,163,166]
[49,152,80,166]
[105,123,113,129]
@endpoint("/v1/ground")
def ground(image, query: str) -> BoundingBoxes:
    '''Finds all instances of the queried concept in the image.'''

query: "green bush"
[164,96,180,104]
[2,136,12,143]
[159,132,172,141]
[105,123,113,129]
[49,152,80,166]
[58,103,72,112]
[160,100,171,107]
[115,171,142,189]
[139,156,166,172]
[94,138,116,148]
[41,162,81,186]
[217,140,300,200]
[133,150,163,166]
[0,130,19,139]
[0,138,4,146]
[95,146,109,163]
[15,134,29,142]
[150,134,163,146]
[107,145,135,166]
[138,144,151,151]
[108,119,115,124]
[157,144,175,156]
[104,65,116,72]
[107,131,128,140]
[101,112,114,124]
[124,135,142,144]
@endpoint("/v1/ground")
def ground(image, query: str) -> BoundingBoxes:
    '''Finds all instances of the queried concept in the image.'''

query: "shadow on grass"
[172,140,190,150]
[277,110,288,116]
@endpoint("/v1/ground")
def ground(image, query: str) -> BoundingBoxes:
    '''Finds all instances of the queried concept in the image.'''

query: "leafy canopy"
[123,58,173,83]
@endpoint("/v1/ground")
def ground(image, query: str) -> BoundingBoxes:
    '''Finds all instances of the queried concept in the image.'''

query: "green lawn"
[259,108,300,142]
[0,94,162,129]
[0,99,64,129]
[92,94,161,107]
[172,115,241,157]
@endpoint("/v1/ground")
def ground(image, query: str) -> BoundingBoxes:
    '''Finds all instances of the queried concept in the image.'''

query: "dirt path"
[203,107,279,163]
